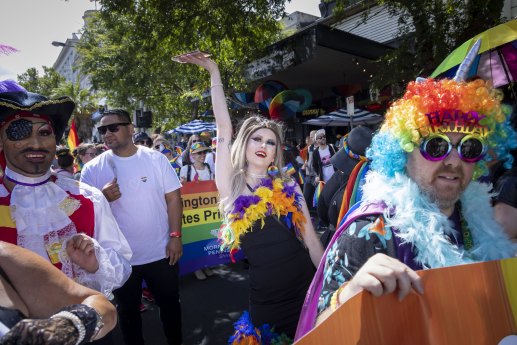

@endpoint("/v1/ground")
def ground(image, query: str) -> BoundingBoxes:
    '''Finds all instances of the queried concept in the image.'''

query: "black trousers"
[114,258,182,345]
[303,175,316,210]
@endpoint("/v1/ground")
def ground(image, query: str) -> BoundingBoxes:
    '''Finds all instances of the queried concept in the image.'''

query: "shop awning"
[244,23,393,101]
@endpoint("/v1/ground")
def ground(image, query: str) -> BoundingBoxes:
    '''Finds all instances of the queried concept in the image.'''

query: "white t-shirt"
[179,164,213,182]
[318,146,334,182]
[81,146,181,265]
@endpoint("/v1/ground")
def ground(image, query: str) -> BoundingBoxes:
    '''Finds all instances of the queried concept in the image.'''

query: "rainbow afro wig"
[367,78,517,179]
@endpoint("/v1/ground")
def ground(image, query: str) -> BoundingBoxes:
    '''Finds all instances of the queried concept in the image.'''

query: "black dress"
[240,216,315,338]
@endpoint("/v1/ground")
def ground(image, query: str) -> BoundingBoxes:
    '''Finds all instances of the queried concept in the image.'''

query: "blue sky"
[0,0,320,80]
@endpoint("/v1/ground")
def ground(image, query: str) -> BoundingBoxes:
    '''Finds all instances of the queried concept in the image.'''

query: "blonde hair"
[222,115,289,214]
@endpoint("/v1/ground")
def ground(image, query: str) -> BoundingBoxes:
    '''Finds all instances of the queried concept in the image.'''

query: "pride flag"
[312,181,325,208]
[67,119,80,151]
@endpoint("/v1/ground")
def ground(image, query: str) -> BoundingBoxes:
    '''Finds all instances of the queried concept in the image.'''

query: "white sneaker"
[194,269,207,280]
[203,268,214,277]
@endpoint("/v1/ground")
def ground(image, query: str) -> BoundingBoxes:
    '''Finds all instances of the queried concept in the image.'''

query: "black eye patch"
[6,119,33,141]
[5,119,53,141]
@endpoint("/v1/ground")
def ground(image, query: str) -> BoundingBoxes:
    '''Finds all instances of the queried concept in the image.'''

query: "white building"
[52,11,96,90]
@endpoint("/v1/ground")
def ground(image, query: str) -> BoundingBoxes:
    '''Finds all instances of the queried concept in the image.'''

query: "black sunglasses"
[136,140,152,146]
[98,122,130,135]
[5,119,54,141]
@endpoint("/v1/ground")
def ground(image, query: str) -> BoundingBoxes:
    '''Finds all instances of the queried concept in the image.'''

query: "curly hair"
[368,78,517,179]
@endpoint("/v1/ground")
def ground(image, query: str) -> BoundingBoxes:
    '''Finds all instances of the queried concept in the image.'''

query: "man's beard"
[420,168,466,211]
[419,184,461,211]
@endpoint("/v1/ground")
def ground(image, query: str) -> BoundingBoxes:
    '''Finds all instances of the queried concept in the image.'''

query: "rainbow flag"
[67,119,80,151]
[175,146,183,155]
[282,163,297,176]
[297,170,304,186]
[313,181,325,208]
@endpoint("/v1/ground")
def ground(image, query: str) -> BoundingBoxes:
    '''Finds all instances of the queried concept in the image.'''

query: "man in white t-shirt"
[81,109,183,345]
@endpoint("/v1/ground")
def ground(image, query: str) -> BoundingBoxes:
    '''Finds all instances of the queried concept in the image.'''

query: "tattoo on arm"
[217,138,224,143]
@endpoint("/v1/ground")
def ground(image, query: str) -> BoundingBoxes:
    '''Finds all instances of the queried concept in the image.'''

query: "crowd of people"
[0,46,516,345]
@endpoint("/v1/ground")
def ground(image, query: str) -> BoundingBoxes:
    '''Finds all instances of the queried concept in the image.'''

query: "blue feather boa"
[361,171,517,268]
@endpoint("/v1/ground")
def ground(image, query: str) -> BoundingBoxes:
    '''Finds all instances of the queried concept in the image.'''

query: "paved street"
[112,261,250,345]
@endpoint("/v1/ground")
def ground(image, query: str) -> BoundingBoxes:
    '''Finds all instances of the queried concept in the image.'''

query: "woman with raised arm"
[178,53,323,340]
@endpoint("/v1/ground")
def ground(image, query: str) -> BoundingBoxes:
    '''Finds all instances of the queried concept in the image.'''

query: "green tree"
[52,81,99,142]
[329,0,505,91]
[78,0,287,130]
[17,67,65,96]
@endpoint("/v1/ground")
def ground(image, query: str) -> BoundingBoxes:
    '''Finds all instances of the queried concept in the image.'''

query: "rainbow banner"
[295,257,517,345]
[67,119,79,151]
[312,181,325,208]
[178,180,242,275]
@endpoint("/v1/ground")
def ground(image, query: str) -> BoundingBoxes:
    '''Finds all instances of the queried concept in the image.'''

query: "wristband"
[330,284,347,312]
[55,304,100,344]
[51,311,86,345]
[169,231,182,238]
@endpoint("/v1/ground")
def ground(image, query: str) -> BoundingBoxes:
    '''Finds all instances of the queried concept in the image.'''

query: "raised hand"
[66,234,99,273]
[172,51,218,73]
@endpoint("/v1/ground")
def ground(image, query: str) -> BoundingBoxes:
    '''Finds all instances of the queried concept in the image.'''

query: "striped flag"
[67,119,80,151]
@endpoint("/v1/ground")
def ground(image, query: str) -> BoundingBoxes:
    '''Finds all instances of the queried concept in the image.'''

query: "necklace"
[246,171,267,178]
[457,202,473,250]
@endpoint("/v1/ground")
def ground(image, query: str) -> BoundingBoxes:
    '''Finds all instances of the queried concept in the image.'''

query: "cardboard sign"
[295,258,517,345]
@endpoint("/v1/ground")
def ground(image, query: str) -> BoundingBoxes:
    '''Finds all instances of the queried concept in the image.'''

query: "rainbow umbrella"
[254,80,287,112]
[431,19,517,87]
[269,89,312,121]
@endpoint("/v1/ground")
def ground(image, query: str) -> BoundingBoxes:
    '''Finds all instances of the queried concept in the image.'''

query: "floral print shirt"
[318,215,398,313]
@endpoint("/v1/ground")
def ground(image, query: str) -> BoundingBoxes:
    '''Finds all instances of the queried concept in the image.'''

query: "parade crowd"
[0,46,516,345]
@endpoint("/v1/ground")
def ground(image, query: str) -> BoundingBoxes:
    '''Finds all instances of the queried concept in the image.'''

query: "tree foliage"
[330,0,505,91]
[17,67,65,97]
[78,0,287,130]
[17,67,100,142]
[52,81,100,141]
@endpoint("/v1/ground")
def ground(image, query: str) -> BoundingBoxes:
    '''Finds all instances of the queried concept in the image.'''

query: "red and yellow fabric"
[67,119,80,151]
[336,160,369,229]
[0,176,94,270]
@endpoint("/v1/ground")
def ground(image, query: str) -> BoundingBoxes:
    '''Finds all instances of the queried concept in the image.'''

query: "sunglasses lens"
[108,124,120,133]
[6,119,33,141]
[459,137,485,162]
[422,136,450,160]
[99,123,124,135]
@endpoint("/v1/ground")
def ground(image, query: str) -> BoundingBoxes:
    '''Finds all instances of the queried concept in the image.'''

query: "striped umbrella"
[303,107,383,127]
[166,119,216,134]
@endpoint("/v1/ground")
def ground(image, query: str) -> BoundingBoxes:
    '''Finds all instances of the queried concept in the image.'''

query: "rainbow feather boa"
[219,178,306,251]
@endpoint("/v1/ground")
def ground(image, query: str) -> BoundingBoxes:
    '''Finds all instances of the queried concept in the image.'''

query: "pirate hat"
[0,80,75,141]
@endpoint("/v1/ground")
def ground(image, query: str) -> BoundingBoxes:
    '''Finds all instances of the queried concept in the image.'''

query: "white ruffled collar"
[361,171,517,268]
[5,167,51,186]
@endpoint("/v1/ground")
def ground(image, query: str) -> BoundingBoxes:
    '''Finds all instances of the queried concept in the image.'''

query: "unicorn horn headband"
[454,38,481,82]
[415,38,481,84]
